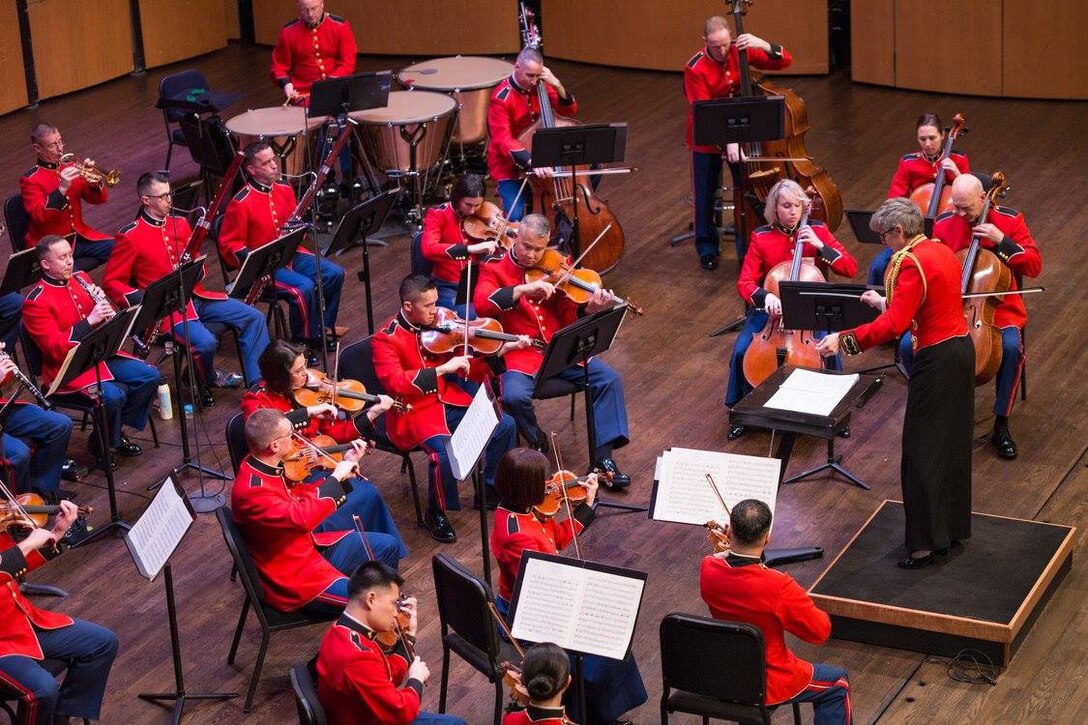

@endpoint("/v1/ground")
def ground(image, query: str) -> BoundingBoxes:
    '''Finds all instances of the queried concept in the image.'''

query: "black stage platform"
[809,500,1075,665]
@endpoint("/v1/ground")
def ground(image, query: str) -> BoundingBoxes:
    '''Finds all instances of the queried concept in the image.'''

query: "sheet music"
[445,384,500,481]
[123,475,195,580]
[511,556,645,660]
[652,447,780,525]
[763,368,859,416]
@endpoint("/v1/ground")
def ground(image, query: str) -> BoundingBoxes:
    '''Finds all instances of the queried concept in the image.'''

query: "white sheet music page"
[446,384,500,481]
[123,476,195,580]
[763,368,859,417]
[653,447,780,524]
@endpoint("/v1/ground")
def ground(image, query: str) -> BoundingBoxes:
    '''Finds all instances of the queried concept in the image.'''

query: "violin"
[532,470,591,518]
[524,248,644,315]
[282,433,368,482]
[460,200,519,250]
[0,493,92,531]
[420,307,546,355]
[705,520,730,554]
[500,660,531,708]
[294,368,410,413]
[910,113,967,219]
[351,515,416,657]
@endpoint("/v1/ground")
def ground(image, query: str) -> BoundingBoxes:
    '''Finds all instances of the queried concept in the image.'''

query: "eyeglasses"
[144,192,173,200]
[38,139,65,150]
[877,227,899,243]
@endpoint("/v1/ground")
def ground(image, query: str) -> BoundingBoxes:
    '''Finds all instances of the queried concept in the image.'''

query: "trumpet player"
[22,236,159,471]
[20,123,114,271]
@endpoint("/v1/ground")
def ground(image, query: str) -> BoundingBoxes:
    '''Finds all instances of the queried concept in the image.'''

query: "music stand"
[308,71,391,199]
[530,123,627,259]
[178,115,237,198]
[846,209,932,244]
[0,248,41,296]
[533,304,644,513]
[226,227,304,300]
[47,305,139,547]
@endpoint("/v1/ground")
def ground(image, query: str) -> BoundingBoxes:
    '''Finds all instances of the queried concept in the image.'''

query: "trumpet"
[59,153,121,188]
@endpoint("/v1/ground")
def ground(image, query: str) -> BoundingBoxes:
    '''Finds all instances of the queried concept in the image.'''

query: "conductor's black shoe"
[424,510,456,543]
[837,425,851,439]
[115,434,142,458]
[896,547,949,569]
[473,485,501,511]
[593,458,630,489]
[990,425,1018,460]
[727,424,746,441]
[700,253,719,270]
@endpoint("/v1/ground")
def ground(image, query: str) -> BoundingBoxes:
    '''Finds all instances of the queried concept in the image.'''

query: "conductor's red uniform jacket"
[840,236,968,354]
[474,250,579,376]
[19,159,112,247]
[316,613,421,725]
[737,222,857,308]
[421,202,474,285]
[230,455,351,612]
[487,76,578,182]
[491,504,594,603]
[241,385,375,443]
[932,206,1041,330]
[700,554,830,705]
[218,180,300,270]
[371,311,493,451]
[684,44,792,154]
[270,14,357,102]
[886,151,970,198]
[0,536,72,659]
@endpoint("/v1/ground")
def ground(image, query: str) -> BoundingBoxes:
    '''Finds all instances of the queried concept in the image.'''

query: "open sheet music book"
[763,368,859,417]
[443,384,500,481]
[650,447,781,525]
[509,552,646,661]
[123,474,196,581]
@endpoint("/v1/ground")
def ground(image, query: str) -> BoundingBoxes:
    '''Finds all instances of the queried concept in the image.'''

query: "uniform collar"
[526,704,568,721]
[140,209,167,227]
[337,611,378,639]
[41,274,68,287]
[248,455,285,477]
[251,179,273,194]
[37,158,58,170]
[509,75,531,95]
[725,551,764,567]
[774,222,800,236]
[397,310,422,333]
[305,13,326,30]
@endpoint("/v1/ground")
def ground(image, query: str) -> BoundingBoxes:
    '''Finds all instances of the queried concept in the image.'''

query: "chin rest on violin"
[461,200,519,249]
[420,307,546,355]
[295,369,410,413]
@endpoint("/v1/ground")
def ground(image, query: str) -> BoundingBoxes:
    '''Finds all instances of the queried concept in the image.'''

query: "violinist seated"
[474,214,633,486]
[502,642,575,725]
[700,499,851,724]
[911,174,1041,461]
[102,172,270,407]
[241,340,407,557]
[487,47,578,222]
[724,179,858,441]
[19,123,114,272]
[231,409,403,619]
[868,112,970,285]
[372,276,522,544]
[218,141,346,356]
[316,561,466,725]
[22,236,160,472]
[0,499,118,724]
[421,173,507,318]
[684,16,791,271]
[491,448,646,725]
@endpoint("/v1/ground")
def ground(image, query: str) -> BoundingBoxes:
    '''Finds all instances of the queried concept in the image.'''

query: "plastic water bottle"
[183,404,195,424]
[157,381,173,420]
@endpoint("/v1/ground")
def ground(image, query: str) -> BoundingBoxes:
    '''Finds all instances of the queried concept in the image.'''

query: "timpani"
[225,106,324,178]
[397,56,513,146]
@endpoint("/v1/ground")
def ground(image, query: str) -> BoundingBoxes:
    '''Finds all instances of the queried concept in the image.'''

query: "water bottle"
[157,380,173,420]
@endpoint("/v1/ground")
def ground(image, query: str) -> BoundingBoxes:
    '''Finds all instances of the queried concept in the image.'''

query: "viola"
[532,470,591,518]
[351,514,416,656]
[910,113,967,219]
[294,369,410,413]
[460,200,519,250]
[524,248,644,315]
[282,434,367,482]
[420,307,546,356]
[0,493,93,531]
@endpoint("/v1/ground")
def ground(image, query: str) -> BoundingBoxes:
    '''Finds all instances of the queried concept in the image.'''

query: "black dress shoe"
[837,425,851,439]
[424,510,457,543]
[115,434,142,458]
[700,253,719,270]
[592,458,630,489]
[61,459,83,482]
[990,425,1018,460]
[897,547,950,569]
[727,424,746,441]
[474,485,500,511]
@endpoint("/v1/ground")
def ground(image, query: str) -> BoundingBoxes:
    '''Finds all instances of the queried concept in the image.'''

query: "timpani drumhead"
[397,56,512,145]
[225,106,324,176]
[351,91,457,174]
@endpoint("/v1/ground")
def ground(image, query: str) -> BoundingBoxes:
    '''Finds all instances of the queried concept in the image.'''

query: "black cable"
[925,650,1000,686]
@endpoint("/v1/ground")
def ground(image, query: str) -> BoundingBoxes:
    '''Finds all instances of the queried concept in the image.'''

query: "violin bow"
[554,223,613,288]
[550,432,582,560]
[0,479,38,531]
[331,341,342,409]
[705,473,732,519]
[463,258,473,357]
[487,601,526,658]
[352,514,415,659]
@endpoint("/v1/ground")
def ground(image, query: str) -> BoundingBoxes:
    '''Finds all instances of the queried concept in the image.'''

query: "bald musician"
[271,0,357,107]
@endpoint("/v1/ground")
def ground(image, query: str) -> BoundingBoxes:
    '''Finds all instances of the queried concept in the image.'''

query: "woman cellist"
[724,179,857,441]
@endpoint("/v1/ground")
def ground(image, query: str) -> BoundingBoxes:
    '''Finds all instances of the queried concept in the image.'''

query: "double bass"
[910,113,967,219]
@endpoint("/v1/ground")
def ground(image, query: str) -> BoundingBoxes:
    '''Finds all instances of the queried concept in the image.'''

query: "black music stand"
[178,114,237,200]
[47,306,139,547]
[846,209,933,244]
[227,227,304,301]
[530,123,627,260]
[534,304,644,513]
[308,71,391,198]
[0,248,41,296]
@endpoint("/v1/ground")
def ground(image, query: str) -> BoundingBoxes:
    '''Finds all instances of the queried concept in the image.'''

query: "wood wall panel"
[0,0,28,115]
[225,0,240,39]
[28,0,133,100]
[1003,2,1088,99]
[140,0,228,69]
[850,0,894,86]
[894,1,1001,96]
[543,0,829,74]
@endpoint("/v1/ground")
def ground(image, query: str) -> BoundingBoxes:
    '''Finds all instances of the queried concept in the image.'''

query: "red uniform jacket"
[218,180,301,270]
[474,250,580,376]
[421,202,474,285]
[841,236,968,354]
[19,160,111,247]
[887,151,970,198]
[932,206,1041,330]
[270,14,357,102]
[23,273,117,393]
[684,44,792,154]
[230,455,351,612]
[491,505,593,603]
[317,613,422,725]
[371,311,492,451]
[700,554,830,705]
[0,536,73,659]
[737,222,858,308]
[241,385,373,443]
[487,76,578,183]
[503,706,572,725]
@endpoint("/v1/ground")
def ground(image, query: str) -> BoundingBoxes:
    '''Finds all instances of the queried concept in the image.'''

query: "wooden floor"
[1,42,1086,724]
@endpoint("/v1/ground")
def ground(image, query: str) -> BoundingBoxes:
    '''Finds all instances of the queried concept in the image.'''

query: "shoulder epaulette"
[328,13,346,23]
[496,85,511,101]
[993,205,1019,218]
[506,512,522,535]
[22,166,40,178]
[283,18,300,28]
[686,51,705,69]
[935,210,955,222]
[233,187,251,202]
[380,319,398,335]
[753,224,773,234]
[901,152,921,161]
[117,220,138,234]
[25,285,43,302]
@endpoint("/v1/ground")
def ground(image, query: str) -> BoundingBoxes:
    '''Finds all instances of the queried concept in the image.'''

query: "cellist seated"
[724,179,858,440]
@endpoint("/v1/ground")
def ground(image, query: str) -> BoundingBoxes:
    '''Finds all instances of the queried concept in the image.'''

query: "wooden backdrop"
[139,0,229,69]
[27,0,134,101]
[0,0,27,115]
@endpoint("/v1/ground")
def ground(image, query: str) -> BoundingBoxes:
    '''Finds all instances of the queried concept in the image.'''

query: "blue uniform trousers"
[72,237,113,274]
[497,179,528,223]
[866,246,893,286]
[434,280,476,320]
[0,292,22,350]
[273,252,345,341]
[784,662,852,725]
[1,403,72,495]
[170,298,270,385]
[91,357,159,448]
[691,152,746,262]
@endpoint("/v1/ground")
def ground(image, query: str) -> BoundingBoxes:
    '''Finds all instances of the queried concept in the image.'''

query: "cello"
[910,113,967,219]
[729,0,843,232]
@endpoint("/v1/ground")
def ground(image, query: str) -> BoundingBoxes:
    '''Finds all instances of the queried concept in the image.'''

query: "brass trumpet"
[59,153,121,188]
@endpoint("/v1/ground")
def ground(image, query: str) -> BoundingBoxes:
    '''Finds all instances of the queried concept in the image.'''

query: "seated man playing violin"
[231,409,403,619]
[372,275,523,544]
[474,213,634,488]
[241,340,407,560]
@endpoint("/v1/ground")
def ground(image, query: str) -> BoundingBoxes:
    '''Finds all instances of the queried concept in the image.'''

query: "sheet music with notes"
[650,446,781,525]
[444,384,500,481]
[510,552,646,661]
[123,474,195,581]
[763,368,859,417]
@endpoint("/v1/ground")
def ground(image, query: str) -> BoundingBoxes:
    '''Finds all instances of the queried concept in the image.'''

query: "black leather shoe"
[837,425,851,439]
[115,434,142,458]
[424,510,456,543]
[990,425,1018,460]
[700,253,719,270]
[61,459,83,482]
[897,547,949,569]
[593,458,630,489]
[728,424,746,441]
[474,485,500,511]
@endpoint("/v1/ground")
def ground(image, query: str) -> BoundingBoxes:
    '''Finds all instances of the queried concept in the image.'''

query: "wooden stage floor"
[1,42,1086,724]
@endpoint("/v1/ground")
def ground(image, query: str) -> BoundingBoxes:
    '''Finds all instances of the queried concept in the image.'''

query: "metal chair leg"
[227,598,251,665]
[438,646,450,712]
[243,630,271,712]
[404,455,424,526]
